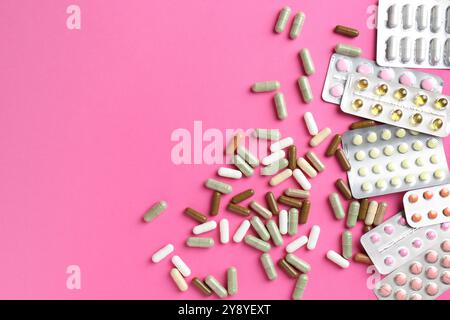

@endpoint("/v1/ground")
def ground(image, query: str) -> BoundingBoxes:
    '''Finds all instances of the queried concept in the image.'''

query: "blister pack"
[403,183,450,228]
[342,124,449,199]
[322,53,444,105]
[361,212,449,275]
[340,74,450,137]
[376,0,450,69]
[374,237,450,300]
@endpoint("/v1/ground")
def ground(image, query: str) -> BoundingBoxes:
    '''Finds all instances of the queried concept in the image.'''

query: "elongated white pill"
[270,168,293,187]
[293,169,311,190]
[193,220,217,235]
[270,137,294,152]
[170,268,188,292]
[220,219,229,244]
[304,112,318,136]
[172,255,191,277]
[262,150,286,166]
[218,167,242,179]
[151,244,174,263]
[237,146,260,168]
[307,225,320,250]
[326,250,349,269]
[233,220,250,243]
[286,235,308,253]
[279,210,288,235]
[261,158,289,176]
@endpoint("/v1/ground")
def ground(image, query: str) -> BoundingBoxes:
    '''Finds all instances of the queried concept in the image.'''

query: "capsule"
[334,25,359,38]
[288,208,299,236]
[350,120,376,130]
[402,4,413,29]
[386,36,398,61]
[251,216,271,241]
[261,158,289,175]
[231,188,255,204]
[414,37,425,63]
[335,148,351,171]
[225,131,243,155]
[307,225,320,251]
[233,220,251,243]
[286,253,311,273]
[304,112,319,136]
[299,200,311,224]
[269,168,293,186]
[250,201,272,219]
[417,5,429,31]
[431,5,442,33]
[336,178,352,200]
[274,92,288,120]
[251,81,280,93]
[260,253,277,280]
[387,4,399,28]
[364,201,378,226]
[244,235,271,252]
[358,198,369,221]
[286,235,308,253]
[205,275,228,298]
[270,137,294,152]
[329,192,345,220]
[237,146,260,168]
[326,250,350,269]
[400,37,411,63]
[170,268,188,292]
[144,200,168,222]
[335,43,362,57]
[227,267,238,296]
[278,258,299,278]
[299,48,315,75]
[192,277,212,296]
[289,12,305,39]
[445,39,450,66]
[205,178,232,194]
[193,220,217,235]
[263,192,279,216]
[354,253,372,265]
[325,134,342,157]
[342,231,352,259]
[266,220,283,246]
[430,38,441,66]
[292,274,308,300]
[306,151,325,173]
[298,76,313,103]
[232,154,254,177]
[363,225,373,233]
[186,237,215,248]
[346,201,360,228]
[210,191,221,216]
[274,6,291,33]
[373,201,387,226]
[172,255,191,277]
[310,127,331,147]
[151,244,174,263]
[220,219,229,244]
[279,210,288,235]
[288,145,297,170]
[185,207,208,223]
[278,195,303,208]
[297,157,318,178]
[285,188,310,199]
[227,203,250,217]
[262,150,286,166]
[447,7,450,33]
[253,128,281,141]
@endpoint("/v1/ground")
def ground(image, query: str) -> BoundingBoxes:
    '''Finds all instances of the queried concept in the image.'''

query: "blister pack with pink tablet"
[374,238,450,300]
[361,212,450,274]
[322,53,444,105]
[403,183,450,228]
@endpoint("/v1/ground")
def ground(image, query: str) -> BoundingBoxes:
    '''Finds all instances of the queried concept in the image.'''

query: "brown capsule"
[335,148,351,171]
[278,195,303,208]
[277,258,299,278]
[225,131,243,155]
[231,189,255,204]
[191,277,213,296]
[335,178,352,200]
[334,25,359,38]
[363,225,372,233]
[354,253,372,265]
[227,203,251,217]
[325,134,342,157]
[210,191,221,216]
[299,200,310,224]
[185,207,208,223]
[358,198,369,221]
[265,192,280,215]
[350,120,377,130]
[373,202,387,226]
[288,145,297,170]
[284,188,310,199]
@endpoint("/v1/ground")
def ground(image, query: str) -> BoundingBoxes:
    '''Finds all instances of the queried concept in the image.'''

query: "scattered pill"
[205,275,228,299]
[342,231,353,259]
[304,112,319,136]
[186,237,215,248]
[285,188,310,199]
[329,192,345,220]
[358,198,369,221]
[286,253,311,273]
[306,151,325,172]
[232,154,254,177]
[144,200,168,223]
[346,201,360,228]
[244,235,271,252]
[233,220,251,243]
[270,168,293,186]
[261,158,290,176]
[288,145,297,170]
[365,201,379,226]
[227,202,251,217]
[185,207,208,223]
[335,178,352,200]
[231,189,255,204]
[298,76,313,103]
[297,157,318,178]
[210,191,221,216]
[270,137,294,152]
[250,201,273,220]
[289,12,305,39]
[205,178,232,194]
[261,253,278,280]
[220,219,229,244]
[292,274,308,300]
[335,43,362,57]
[354,253,372,265]
[278,209,288,235]
[325,134,342,157]
[265,191,280,216]
[193,220,217,235]
[225,132,243,155]
[307,225,320,250]
[288,208,299,236]
[274,92,288,120]
[237,146,260,168]
[274,6,291,33]
[350,120,377,129]
[335,148,351,171]
[192,277,212,296]
[227,267,238,296]
[327,250,350,269]
[262,150,286,166]
[278,258,299,278]
[172,255,191,277]
[300,48,315,75]
[373,202,388,226]
[170,268,188,292]
[310,127,332,147]
[251,216,271,241]
[151,244,174,263]
[334,25,359,38]
[251,81,280,93]
[299,200,311,224]
[286,235,308,253]
[266,220,283,246]
[253,128,281,141]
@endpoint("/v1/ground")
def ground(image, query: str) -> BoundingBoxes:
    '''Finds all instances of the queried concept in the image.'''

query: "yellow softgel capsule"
[414,94,428,106]
[391,109,403,121]
[371,104,383,116]
[434,97,448,110]
[410,113,423,126]
[356,78,369,90]
[430,118,443,131]
[351,99,363,110]
[375,83,388,96]
[393,88,408,101]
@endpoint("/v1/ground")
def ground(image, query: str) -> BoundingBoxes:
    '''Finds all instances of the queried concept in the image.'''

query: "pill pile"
[145,6,450,300]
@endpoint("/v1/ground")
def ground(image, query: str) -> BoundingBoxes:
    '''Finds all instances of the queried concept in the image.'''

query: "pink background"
[0,0,449,300]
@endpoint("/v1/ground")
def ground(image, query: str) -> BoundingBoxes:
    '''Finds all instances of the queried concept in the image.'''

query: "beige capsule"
[170,268,188,292]
[296,157,318,178]
[269,168,293,186]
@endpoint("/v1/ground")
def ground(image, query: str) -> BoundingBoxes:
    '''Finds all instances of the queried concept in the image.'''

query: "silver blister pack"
[322,53,444,105]
[342,124,449,199]
[340,74,450,137]
[361,212,449,275]
[376,0,450,69]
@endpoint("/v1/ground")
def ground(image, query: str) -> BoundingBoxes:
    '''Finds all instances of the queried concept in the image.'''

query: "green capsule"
[244,235,271,252]
[274,6,291,33]
[329,192,345,220]
[342,231,353,259]
[251,216,271,241]
[253,128,281,141]
[274,92,288,120]
[251,81,280,93]
[288,208,299,236]
[299,48,315,76]
[286,253,311,273]
[346,201,360,228]
[260,253,277,281]
[266,220,283,246]
[261,158,289,176]
[290,12,305,39]
[292,274,308,300]
[335,43,362,57]
[232,154,254,177]
[205,178,232,194]
[227,267,238,296]
[237,146,260,168]
[143,200,168,222]
[186,237,214,248]
[297,76,313,103]
[205,275,228,298]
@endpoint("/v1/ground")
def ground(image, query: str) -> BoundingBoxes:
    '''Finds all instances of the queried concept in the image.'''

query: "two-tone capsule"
[298,76,313,103]
[144,200,168,222]
[260,253,277,280]
[274,92,288,120]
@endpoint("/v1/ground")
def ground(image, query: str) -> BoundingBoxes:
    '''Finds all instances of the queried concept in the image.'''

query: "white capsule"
[307,225,320,250]
[386,36,398,61]
[415,38,426,64]
[151,244,174,263]
[193,220,217,235]
[310,127,331,147]
[270,137,294,152]
[286,235,308,253]
[233,220,251,243]
[270,168,293,187]
[220,219,229,244]
[252,129,281,141]
[431,5,442,33]
[262,150,286,166]
[293,169,311,190]
[387,4,399,28]
[218,167,242,179]
[171,255,191,277]
[446,7,450,33]
[400,37,411,63]
[416,5,428,31]
[326,250,350,269]
[170,268,188,292]
[279,210,288,235]
[296,157,317,178]
[445,39,450,66]
[402,4,413,29]
[237,146,260,168]
[430,38,441,65]
[303,112,318,136]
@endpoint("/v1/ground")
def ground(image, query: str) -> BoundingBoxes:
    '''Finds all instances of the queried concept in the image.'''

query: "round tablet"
[384,224,394,234]
[441,255,450,268]
[442,240,450,252]
[409,277,423,291]
[425,283,439,296]
[409,130,419,136]
[412,213,422,222]
[394,273,407,286]
[398,217,407,225]
[396,128,407,138]
[357,63,373,74]
[354,151,366,161]
[412,238,423,248]
[372,164,381,174]
[367,132,377,143]
[383,145,394,156]
[426,250,439,263]
[423,190,433,200]
[426,138,439,149]
[442,271,450,284]
[381,129,392,140]
[378,68,395,81]
[398,247,409,257]
[358,167,368,177]
[378,284,392,297]
[352,134,363,145]
[430,154,438,164]
[426,266,439,279]
[412,140,423,151]
[336,58,350,72]
[330,84,344,97]
[409,293,422,300]
[415,157,425,166]
[440,187,449,197]
[401,159,410,169]
[390,177,401,187]
[394,289,407,300]
[361,182,373,192]
[434,169,445,180]
[426,230,437,239]
[386,162,396,171]
[408,194,418,203]
[370,233,380,243]
[384,256,394,266]
[376,179,386,189]
[409,262,423,274]
[399,72,416,86]
[398,143,408,153]
[421,77,437,91]
[405,174,416,185]
[369,148,380,158]
[441,223,450,231]
[419,172,430,182]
